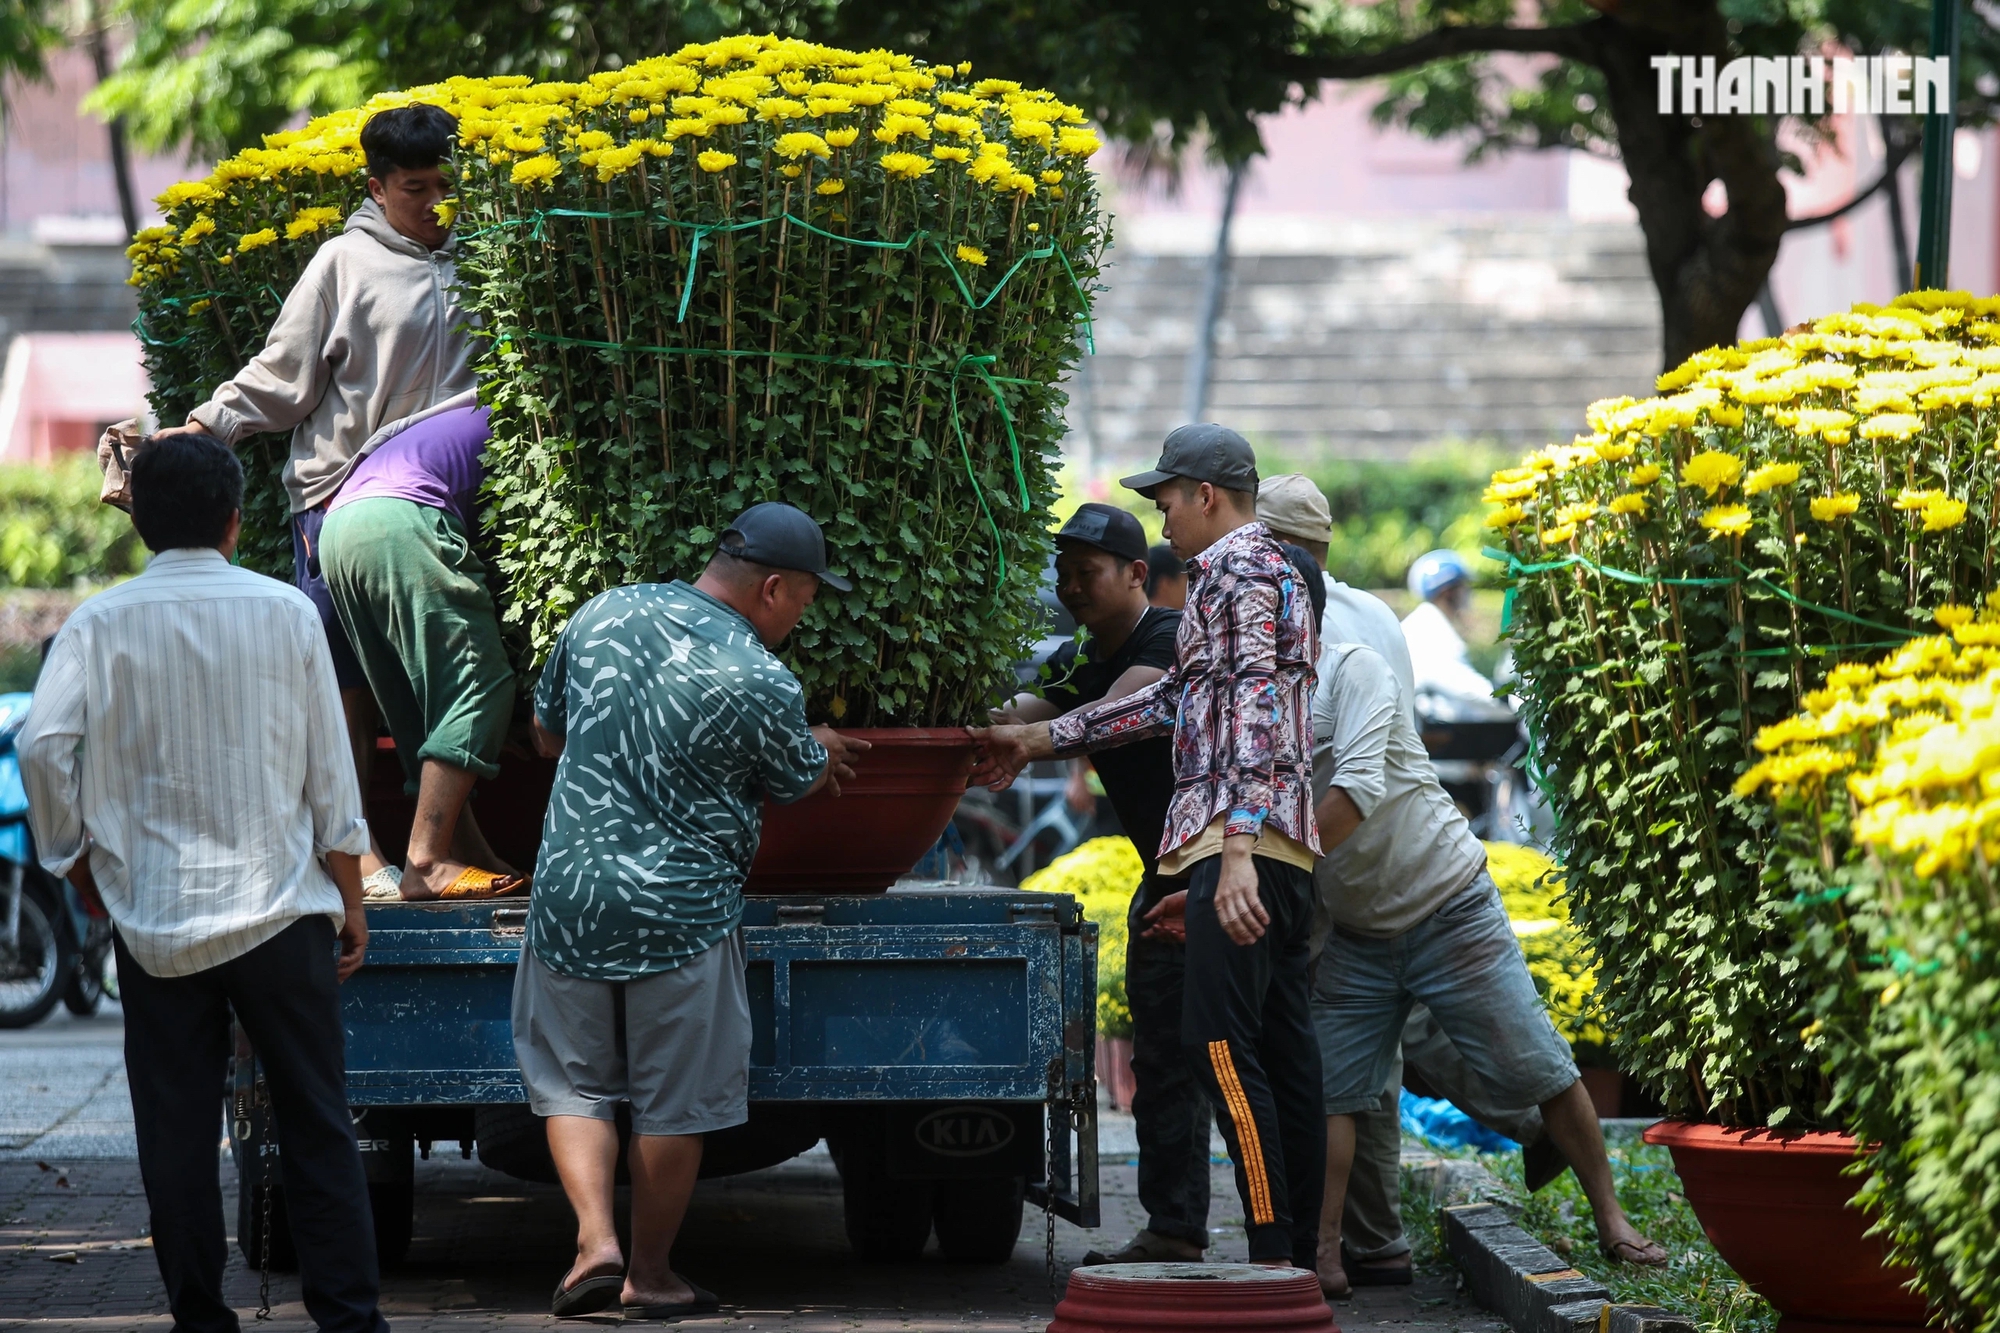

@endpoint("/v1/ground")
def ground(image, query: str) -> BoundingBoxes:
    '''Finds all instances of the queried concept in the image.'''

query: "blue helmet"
[1407,549,1472,600]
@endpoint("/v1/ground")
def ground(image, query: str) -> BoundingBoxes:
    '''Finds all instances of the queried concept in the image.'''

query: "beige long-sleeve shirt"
[190,200,475,513]
[19,550,371,977]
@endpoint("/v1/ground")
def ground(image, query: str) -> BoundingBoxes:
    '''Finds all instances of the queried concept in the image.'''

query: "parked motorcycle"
[0,691,115,1028]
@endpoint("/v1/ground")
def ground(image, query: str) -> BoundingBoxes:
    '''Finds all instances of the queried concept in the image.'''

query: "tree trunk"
[1582,10,1789,370]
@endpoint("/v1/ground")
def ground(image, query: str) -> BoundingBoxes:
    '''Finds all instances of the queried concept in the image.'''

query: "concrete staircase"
[1066,214,1665,466]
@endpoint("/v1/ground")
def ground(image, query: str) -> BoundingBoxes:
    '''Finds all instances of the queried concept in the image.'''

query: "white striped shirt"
[20,548,370,977]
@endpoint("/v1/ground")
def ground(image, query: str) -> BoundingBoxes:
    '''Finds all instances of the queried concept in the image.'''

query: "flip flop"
[623,1281,720,1320]
[437,867,528,900]
[550,1271,623,1318]
[360,867,404,902]
[1600,1235,1669,1267]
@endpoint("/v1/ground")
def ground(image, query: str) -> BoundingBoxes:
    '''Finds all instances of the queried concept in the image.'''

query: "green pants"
[320,497,515,789]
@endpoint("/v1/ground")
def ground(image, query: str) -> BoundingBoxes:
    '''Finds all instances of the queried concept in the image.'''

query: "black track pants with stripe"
[1181,852,1325,1266]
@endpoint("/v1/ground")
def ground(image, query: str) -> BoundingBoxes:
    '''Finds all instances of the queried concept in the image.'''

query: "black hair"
[1278,540,1328,629]
[1143,543,1184,599]
[360,104,458,181]
[130,432,243,553]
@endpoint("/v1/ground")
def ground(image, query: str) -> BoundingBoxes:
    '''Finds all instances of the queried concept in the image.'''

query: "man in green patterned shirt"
[514,503,866,1320]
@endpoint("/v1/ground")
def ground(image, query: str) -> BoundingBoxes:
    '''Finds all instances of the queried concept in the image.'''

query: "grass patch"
[1404,1130,1775,1333]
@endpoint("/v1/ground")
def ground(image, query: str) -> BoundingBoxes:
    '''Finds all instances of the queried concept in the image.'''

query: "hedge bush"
[0,455,146,589]
[128,35,1105,724]
[1747,610,2000,1333]
[1490,291,2000,1128]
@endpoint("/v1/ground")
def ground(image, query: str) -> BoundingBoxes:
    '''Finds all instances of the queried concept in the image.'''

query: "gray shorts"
[511,931,752,1136]
[1311,870,1579,1116]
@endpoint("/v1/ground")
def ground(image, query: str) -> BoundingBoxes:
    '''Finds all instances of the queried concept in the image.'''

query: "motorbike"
[0,692,115,1028]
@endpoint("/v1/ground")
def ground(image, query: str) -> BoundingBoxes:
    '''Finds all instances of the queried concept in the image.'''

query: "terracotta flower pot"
[745,727,976,894]
[1642,1120,1932,1333]
[1047,1263,1336,1333]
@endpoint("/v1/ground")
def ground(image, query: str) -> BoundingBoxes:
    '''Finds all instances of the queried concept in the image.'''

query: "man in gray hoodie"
[159,103,476,893]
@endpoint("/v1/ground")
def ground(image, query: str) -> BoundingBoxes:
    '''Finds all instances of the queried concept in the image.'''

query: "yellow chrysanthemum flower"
[1810,493,1861,522]
[179,216,217,244]
[1056,127,1101,157]
[510,155,561,187]
[773,131,832,160]
[236,228,279,253]
[1935,604,1977,629]
[1861,412,1924,441]
[1608,492,1648,517]
[696,150,737,173]
[815,178,845,196]
[1922,496,1968,532]
[955,244,987,267]
[932,145,971,163]
[1743,461,1802,495]
[824,126,860,147]
[1698,504,1753,539]
[1680,450,1744,497]
[880,152,934,179]
[1627,464,1662,487]
[1485,505,1527,529]
[284,206,344,240]
[1554,502,1598,526]
[1540,524,1576,546]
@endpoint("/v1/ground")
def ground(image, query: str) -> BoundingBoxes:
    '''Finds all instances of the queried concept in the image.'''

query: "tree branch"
[1785,134,1920,231]
[1281,22,1599,82]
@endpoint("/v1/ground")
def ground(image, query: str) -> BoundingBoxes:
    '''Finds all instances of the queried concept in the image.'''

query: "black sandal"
[623,1281,720,1320]
[551,1271,624,1318]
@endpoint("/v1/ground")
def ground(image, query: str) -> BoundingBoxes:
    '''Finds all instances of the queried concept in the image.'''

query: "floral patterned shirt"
[1048,521,1321,864]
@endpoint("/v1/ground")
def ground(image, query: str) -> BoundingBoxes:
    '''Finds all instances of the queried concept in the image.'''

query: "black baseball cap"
[1056,503,1149,563]
[719,502,852,591]
[1120,423,1260,497]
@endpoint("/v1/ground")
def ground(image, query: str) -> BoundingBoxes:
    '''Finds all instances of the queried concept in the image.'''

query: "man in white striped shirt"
[21,434,389,1333]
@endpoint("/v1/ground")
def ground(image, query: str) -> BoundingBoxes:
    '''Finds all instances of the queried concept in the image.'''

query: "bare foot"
[1315,1237,1351,1297]
[398,859,524,900]
[1598,1224,1668,1266]
[622,1269,698,1309]
[559,1246,623,1294]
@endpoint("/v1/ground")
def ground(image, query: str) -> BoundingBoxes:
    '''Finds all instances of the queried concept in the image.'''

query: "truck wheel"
[237,1176,299,1272]
[369,1178,414,1268]
[835,1141,932,1260]
[931,1176,1024,1263]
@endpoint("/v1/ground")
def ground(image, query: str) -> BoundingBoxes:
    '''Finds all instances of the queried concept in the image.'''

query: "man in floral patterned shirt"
[974,424,1325,1272]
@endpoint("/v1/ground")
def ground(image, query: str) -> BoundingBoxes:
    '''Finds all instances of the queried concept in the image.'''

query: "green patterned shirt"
[529,581,827,979]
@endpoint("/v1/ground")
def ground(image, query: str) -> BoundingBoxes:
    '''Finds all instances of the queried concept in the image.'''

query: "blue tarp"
[1399,1088,1520,1154]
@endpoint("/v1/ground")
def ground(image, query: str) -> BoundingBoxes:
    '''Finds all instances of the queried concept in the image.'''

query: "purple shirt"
[329,404,490,530]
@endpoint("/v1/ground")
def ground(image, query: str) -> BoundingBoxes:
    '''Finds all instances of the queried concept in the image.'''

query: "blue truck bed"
[231,885,1099,1268]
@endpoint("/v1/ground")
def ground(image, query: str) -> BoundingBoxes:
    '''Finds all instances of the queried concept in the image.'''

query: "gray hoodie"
[190,200,476,513]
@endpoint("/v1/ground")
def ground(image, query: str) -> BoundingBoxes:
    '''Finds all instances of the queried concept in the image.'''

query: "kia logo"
[914,1106,1015,1157]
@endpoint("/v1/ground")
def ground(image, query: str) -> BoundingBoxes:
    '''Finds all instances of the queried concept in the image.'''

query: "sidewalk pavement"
[0,1011,1509,1332]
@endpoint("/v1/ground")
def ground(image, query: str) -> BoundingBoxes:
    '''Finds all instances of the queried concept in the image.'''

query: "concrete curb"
[1442,1204,1695,1333]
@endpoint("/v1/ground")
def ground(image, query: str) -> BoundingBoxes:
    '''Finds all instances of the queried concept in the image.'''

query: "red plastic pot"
[1047,1263,1337,1333]
[1642,1120,1933,1333]
[745,727,975,894]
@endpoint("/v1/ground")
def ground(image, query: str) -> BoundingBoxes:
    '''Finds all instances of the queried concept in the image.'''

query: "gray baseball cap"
[1120,423,1260,497]
[719,502,852,591]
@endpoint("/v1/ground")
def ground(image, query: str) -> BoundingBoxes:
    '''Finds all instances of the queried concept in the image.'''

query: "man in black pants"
[995,503,1207,1263]
[975,425,1324,1271]
[20,433,387,1333]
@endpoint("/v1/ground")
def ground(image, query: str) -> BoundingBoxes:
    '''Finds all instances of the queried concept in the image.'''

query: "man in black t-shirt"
[996,502,1211,1264]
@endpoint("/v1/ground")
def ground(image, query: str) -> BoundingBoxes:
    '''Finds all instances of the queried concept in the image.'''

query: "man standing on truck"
[150,103,476,899]
[19,433,388,1333]
[517,503,868,1320]
[318,396,520,900]
[992,503,1209,1266]
[973,424,1327,1274]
